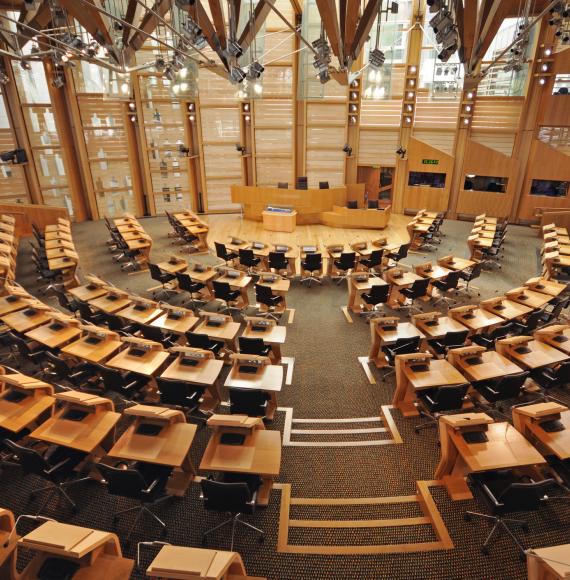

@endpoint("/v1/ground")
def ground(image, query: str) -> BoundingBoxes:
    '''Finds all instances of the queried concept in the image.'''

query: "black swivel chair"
[97,463,172,541]
[3,439,88,514]
[215,242,238,265]
[432,271,462,308]
[3,332,46,369]
[185,331,225,356]
[359,249,383,276]
[101,312,138,335]
[386,243,410,268]
[427,330,469,358]
[465,471,557,559]
[229,388,270,417]
[255,284,284,321]
[91,362,148,404]
[300,252,322,286]
[414,383,470,433]
[399,278,431,315]
[359,284,390,320]
[333,252,356,284]
[200,477,264,550]
[473,371,529,410]
[380,336,421,380]
[212,280,241,316]
[155,377,207,423]
[77,301,106,325]
[41,351,95,389]
[51,287,80,314]
[268,251,290,277]
[238,249,261,275]
[238,336,271,357]
[137,323,178,348]
[367,199,379,209]
[175,272,207,310]
[456,262,483,298]
[148,263,177,301]
[471,323,513,349]
[530,361,570,403]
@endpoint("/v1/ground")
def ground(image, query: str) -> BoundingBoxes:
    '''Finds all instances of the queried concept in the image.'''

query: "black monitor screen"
[530,179,569,197]
[408,172,446,188]
[463,175,508,193]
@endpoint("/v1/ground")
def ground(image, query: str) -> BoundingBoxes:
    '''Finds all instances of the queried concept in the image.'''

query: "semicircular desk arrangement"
[1,212,570,577]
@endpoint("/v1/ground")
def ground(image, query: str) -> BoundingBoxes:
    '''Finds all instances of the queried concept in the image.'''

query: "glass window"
[530,179,569,197]
[408,171,446,188]
[464,175,508,193]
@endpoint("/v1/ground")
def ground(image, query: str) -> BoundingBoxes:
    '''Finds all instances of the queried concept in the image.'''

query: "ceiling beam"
[469,0,510,73]
[237,0,276,53]
[122,0,138,47]
[208,0,226,50]
[457,0,477,64]
[343,0,360,58]
[58,0,116,47]
[315,0,343,61]
[126,0,173,55]
[350,0,381,62]
[16,2,52,49]
[193,0,228,68]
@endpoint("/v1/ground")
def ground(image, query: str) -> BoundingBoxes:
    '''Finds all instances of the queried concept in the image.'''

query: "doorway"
[357,166,394,207]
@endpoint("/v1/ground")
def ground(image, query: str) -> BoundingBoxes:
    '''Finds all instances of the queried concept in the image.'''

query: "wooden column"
[132,72,153,215]
[44,60,88,221]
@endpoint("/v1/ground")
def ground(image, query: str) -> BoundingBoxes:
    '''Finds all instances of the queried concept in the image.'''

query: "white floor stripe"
[291,427,387,435]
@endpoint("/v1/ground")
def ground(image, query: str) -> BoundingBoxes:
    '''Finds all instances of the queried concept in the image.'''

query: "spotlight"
[128,102,136,110]
[189,114,195,121]
[52,75,65,89]
[246,61,264,80]
[155,57,166,72]
[539,78,546,85]
[244,114,250,122]
[318,67,330,84]
[396,146,406,158]
[342,144,353,156]
[182,18,207,49]
[229,66,246,84]
[426,0,441,12]
[235,144,246,154]
[164,66,177,81]
[20,60,31,70]
[226,40,243,58]
[430,8,453,34]
[0,71,9,85]
[368,48,385,70]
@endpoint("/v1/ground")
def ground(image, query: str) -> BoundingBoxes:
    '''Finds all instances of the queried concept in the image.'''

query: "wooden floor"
[201,212,412,248]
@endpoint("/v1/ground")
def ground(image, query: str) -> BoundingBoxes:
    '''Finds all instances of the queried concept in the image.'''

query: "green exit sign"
[422,159,439,165]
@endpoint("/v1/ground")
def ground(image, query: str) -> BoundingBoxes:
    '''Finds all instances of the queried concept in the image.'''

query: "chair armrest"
[44,456,72,474]
[142,477,161,495]
[481,483,503,508]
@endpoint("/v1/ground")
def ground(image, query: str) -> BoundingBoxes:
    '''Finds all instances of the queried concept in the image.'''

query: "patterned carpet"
[4,216,570,579]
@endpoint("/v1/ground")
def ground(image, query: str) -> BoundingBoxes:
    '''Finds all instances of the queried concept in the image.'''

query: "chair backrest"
[92,362,126,391]
[255,284,275,303]
[176,272,193,292]
[148,263,164,282]
[522,310,544,333]
[367,249,383,267]
[408,278,431,299]
[156,377,204,407]
[214,242,229,260]
[442,270,462,290]
[443,330,469,347]
[238,336,267,355]
[3,439,48,476]
[6,332,32,357]
[549,302,565,320]
[394,243,410,261]
[138,323,164,343]
[500,479,555,512]
[96,463,148,500]
[277,182,288,189]
[368,284,391,304]
[493,371,529,399]
[105,313,130,333]
[394,336,421,353]
[303,252,322,270]
[201,479,253,513]
[268,251,288,269]
[213,280,232,300]
[431,383,469,411]
[238,248,255,262]
[44,351,70,377]
[52,288,74,311]
[229,388,268,416]
[186,331,211,349]
[467,262,483,281]
[490,323,512,341]
[337,252,356,269]
[554,361,570,383]
[77,302,97,323]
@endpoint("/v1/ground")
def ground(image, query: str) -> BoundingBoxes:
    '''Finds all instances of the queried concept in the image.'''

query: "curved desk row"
[231,184,390,229]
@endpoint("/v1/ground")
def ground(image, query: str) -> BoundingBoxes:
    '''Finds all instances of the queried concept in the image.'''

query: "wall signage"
[422,159,439,165]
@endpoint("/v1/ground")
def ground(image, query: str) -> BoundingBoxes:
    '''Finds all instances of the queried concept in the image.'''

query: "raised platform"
[321,205,391,229]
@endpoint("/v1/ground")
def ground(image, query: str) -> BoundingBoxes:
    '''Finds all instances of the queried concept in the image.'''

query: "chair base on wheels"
[202,512,264,551]
[300,273,322,287]
[114,497,169,541]
[30,476,91,515]
[464,510,528,560]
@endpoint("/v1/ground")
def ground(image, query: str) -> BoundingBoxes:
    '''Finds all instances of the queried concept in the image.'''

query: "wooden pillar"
[132,72,153,215]
[123,87,147,216]
[1,56,42,205]
[44,60,88,221]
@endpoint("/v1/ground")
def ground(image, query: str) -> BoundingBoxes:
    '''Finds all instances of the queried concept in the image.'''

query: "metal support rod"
[265,2,319,56]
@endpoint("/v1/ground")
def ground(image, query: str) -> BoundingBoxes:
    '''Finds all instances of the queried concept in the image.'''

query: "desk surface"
[242,324,287,344]
[376,322,424,345]
[89,294,132,314]
[161,357,224,385]
[483,299,533,321]
[416,265,452,280]
[526,409,570,460]
[525,278,567,297]
[2,308,52,332]
[414,316,468,339]
[107,347,170,376]
[115,303,164,325]
[449,422,546,472]
[504,340,569,369]
[200,429,281,477]
[194,319,241,341]
[539,328,570,354]
[68,284,107,302]
[225,364,283,392]
[384,271,423,287]
[25,323,82,349]
[216,274,252,288]
[108,421,197,467]
[454,350,522,382]
[62,335,123,363]
[452,308,504,331]
[150,312,199,335]
[404,359,467,390]
[507,288,552,309]
[0,295,28,316]
[0,389,55,433]
[30,408,120,453]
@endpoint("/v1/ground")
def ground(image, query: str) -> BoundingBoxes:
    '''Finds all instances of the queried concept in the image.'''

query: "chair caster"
[414,428,419,434]
[201,535,207,546]
[463,514,471,522]
[30,492,36,501]
[113,516,118,524]
[519,552,527,562]
[258,534,265,543]
[481,546,490,556]
[161,528,168,538]
[71,505,78,514]
[522,524,529,533]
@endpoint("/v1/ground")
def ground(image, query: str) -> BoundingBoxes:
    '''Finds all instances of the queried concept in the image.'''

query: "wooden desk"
[535,326,570,355]
[393,357,467,416]
[415,264,452,281]
[1,307,52,333]
[18,521,134,580]
[200,423,281,506]
[25,321,82,349]
[506,287,553,310]
[412,315,468,339]
[241,320,287,363]
[107,405,197,496]
[193,319,240,351]
[150,311,199,336]
[450,349,523,382]
[481,298,533,321]
[497,339,569,370]
[435,417,546,500]
[449,307,504,333]
[383,269,423,308]
[89,293,132,314]
[224,361,284,420]
[262,209,297,233]
[0,376,55,434]
[369,320,425,368]
[161,354,224,412]
[30,391,119,455]
[525,277,567,297]
[156,257,188,274]
[0,508,15,578]
[513,403,570,461]
[106,345,170,377]
[215,274,252,307]
[527,544,570,580]
[347,275,388,313]
[0,295,28,316]
[68,283,107,302]
[115,303,164,325]
[62,334,123,363]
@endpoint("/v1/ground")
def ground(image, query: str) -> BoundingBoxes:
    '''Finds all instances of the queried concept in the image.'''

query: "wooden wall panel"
[357,130,399,166]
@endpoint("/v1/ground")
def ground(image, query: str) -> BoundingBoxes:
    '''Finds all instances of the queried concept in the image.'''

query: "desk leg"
[266,393,277,420]
[201,379,221,413]
[167,455,196,497]
[239,288,249,307]
[369,326,384,367]
[392,363,419,416]
[287,258,296,277]
[271,343,282,364]
[257,476,274,506]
